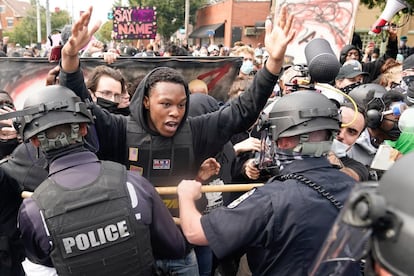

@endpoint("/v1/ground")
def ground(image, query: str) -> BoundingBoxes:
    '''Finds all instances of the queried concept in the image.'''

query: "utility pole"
[36,0,41,46]
[45,0,51,38]
[184,0,190,43]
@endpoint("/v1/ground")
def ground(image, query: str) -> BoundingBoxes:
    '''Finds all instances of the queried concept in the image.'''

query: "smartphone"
[49,45,62,63]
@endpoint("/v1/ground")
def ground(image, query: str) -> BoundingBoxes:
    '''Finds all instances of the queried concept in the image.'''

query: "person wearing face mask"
[339,26,398,83]
[0,91,20,159]
[86,65,130,116]
[328,104,369,181]
[335,62,369,94]
[228,45,256,100]
[347,89,405,180]
[177,91,357,275]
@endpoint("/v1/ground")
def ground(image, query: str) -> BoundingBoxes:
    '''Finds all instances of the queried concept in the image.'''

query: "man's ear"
[79,123,88,137]
[30,136,40,148]
[143,95,150,110]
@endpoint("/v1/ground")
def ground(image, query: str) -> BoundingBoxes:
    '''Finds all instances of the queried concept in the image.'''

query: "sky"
[36,0,120,23]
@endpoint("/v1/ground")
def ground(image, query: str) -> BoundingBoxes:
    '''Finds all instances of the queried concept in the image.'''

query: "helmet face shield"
[309,182,379,276]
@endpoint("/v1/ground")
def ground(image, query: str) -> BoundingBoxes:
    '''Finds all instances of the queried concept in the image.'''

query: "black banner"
[0,56,242,109]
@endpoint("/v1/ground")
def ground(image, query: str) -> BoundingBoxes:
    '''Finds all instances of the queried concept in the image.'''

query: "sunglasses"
[382,102,408,116]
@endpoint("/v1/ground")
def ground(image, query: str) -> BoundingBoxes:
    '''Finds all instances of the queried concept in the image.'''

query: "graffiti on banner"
[275,0,359,64]
[0,57,242,109]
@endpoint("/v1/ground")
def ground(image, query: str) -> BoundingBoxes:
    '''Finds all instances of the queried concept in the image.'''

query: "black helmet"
[348,83,386,107]
[311,153,414,275]
[268,91,340,141]
[18,85,93,141]
[371,153,414,275]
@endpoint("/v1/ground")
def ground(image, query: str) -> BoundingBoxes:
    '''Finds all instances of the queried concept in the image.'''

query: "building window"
[6,18,14,28]
[0,5,5,13]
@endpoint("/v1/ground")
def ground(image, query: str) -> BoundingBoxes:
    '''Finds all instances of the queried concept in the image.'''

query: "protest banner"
[113,6,157,40]
[275,0,360,64]
[0,56,242,109]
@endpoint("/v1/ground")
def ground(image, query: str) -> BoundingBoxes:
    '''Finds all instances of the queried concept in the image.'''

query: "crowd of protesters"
[1,4,414,276]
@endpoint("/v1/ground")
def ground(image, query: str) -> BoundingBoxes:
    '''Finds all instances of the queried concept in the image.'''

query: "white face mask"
[240,60,254,75]
[330,139,349,158]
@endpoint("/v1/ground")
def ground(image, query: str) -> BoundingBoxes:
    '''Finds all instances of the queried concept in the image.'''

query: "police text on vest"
[62,220,130,254]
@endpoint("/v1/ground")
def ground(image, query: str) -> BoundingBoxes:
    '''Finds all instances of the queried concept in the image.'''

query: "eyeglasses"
[95,90,122,103]
[382,102,408,116]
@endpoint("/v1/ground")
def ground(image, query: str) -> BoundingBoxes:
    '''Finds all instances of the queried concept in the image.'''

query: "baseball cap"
[403,54,414,70]
[401,35,408,41]
[335,64,369,80]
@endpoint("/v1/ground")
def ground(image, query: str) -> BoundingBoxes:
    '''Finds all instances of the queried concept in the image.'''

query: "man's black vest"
[126,118,197,217]
[32,161,154,276]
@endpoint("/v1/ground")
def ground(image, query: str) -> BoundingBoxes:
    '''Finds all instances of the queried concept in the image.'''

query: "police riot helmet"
[268,91,340,141]
[370,152,414,275]
[18,85,93,141]
[348,83,386,107]
[310,152,414,275]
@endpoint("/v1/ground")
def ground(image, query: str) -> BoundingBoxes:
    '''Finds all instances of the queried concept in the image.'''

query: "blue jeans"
[155,249,199,276]
[194,246,213,276]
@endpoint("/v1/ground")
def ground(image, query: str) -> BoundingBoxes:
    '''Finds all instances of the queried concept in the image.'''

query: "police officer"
[310,152,414,276]
[177,91,357,275]
[17,85,187,275]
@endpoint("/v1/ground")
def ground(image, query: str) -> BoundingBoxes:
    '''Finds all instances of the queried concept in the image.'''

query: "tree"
[360,0,413,14]
[96,21,114,43]
[5,5,71,46]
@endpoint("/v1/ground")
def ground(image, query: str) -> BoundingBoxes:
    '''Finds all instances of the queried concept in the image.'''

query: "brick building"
[189,0,270,48]
[0,0,31,37]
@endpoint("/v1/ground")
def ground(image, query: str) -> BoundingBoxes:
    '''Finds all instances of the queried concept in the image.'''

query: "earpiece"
[366,109,383,129]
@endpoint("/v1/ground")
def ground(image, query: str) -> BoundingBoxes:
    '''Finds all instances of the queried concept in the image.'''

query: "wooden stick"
[22,183,264,198]
[155,183,264,195]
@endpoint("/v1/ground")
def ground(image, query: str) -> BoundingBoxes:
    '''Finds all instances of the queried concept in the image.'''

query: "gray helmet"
[18,85,93,141]
[348,83,386,107]
[268,91,340,141]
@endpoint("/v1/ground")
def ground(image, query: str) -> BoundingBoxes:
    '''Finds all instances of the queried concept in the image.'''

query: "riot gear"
[347,83,386,107]
[16,85,93,142]
[311,152,414,275]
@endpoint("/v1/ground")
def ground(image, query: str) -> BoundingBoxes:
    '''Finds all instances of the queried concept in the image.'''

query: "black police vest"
[126,117,196,217]
[32,161,154,276]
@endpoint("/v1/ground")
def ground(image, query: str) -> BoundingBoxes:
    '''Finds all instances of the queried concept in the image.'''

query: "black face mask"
[96,97,130,116]
[96,97,119,113]
[0,138,19,159]
[340,82,362,94]
[382,118,401,141]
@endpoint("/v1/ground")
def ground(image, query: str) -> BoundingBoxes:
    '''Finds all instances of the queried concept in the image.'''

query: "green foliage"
[127,0,207,38]
[8,6,71,46]
[96,21,114,43]
[360,0,414,14]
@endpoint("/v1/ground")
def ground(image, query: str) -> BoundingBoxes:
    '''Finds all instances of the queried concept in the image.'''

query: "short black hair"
[146,67,187,96]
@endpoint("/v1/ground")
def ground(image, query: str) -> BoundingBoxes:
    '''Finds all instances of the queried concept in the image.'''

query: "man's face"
[337,106,365,147]
[94,75,123,103]
[143,82,187,137]
[346,49,360,62]
[335,75,364,89]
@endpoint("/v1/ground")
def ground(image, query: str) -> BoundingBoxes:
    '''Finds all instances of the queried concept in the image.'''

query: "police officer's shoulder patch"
[227,188,256,209]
